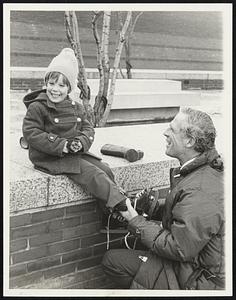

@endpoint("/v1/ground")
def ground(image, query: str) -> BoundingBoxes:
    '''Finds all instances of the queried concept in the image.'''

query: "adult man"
[102,107,224,290]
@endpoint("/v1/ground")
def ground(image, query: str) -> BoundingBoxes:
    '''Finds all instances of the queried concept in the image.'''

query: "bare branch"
[92,11,111,126]
[92,11,104,95]
[117,11,123,31]
[99,11,132,127]
[64,11,95,126]
[65,12,75,47]
[130,12,143,36]
[124,12,143,79]
[119,64,126,79]
[92,11,107,126]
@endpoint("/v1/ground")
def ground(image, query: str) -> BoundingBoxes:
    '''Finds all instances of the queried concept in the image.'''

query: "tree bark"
[92,11,111,127]
[99,11,132,127]
[92,11,104,96]
[92,11,104,126]
[101,11,111,98]
[65,11,95,126]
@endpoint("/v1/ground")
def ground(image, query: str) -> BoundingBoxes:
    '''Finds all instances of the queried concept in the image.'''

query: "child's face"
[46,74,69,103]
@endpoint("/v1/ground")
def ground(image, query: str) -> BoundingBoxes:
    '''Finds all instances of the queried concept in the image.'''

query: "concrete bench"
[10,124,177,213]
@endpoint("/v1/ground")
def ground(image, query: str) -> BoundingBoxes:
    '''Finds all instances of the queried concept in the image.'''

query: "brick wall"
[9,201,123,289]
[181,79,223,90]
[10,77,224,91]
[10,78,45,91]
[9,187,169,289]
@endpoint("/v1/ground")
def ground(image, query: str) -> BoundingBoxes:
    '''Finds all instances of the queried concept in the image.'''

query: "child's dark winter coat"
[23,89,100,175]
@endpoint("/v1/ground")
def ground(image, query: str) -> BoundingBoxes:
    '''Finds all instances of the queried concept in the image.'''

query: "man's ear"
[185,136,195,148]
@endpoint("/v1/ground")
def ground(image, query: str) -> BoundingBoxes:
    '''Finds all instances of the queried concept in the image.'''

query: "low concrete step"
[11,91,200,111]
[85,78,182,94]
[10,87,200,129]
[90,91,200,109]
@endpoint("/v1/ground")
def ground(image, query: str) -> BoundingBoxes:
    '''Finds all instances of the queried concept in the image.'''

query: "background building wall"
[10,11,223,71]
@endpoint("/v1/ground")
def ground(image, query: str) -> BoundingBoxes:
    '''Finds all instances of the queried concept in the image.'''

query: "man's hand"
[120,198,138,221]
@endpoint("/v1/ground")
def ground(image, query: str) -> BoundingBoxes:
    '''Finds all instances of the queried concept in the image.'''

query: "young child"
[22,48,130,218]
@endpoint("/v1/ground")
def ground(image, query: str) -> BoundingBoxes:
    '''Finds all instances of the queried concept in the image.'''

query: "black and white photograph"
[3,3,232,297]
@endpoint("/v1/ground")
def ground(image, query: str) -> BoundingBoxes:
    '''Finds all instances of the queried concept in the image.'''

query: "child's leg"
[81,154,116,183]
[67,157,126,209]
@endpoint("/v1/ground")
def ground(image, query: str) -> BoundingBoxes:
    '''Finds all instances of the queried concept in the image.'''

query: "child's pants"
[67,154,126,208]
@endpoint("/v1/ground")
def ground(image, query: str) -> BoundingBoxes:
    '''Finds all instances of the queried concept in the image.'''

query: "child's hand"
[67,138,83,153]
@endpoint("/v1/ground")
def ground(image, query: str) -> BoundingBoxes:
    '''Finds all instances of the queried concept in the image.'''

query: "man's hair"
[180,107,216,153]
[45,71,71,93]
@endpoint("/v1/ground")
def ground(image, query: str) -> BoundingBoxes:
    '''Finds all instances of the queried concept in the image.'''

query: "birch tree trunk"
[92,11,104,125]
[116,12,126,79]
[65,11,95,125]
[99,11,132,127]
[101,12,111,97]
[92,11,111,126]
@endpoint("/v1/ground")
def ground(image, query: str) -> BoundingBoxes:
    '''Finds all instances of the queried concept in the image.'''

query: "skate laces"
[124,195,138,250]
[106,196,138,250]
[106,212,127,250]
[124,231,138,250]
[106,213,112,250]
[106,191,150,250]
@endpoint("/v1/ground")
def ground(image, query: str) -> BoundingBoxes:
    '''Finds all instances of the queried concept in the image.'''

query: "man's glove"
[66,137,83,153]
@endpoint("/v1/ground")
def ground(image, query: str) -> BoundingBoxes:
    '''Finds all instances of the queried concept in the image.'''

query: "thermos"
[100,144,144,162]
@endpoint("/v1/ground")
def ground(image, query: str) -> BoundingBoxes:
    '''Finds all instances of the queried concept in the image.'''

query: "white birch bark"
[101,11,111,97]
[92,11,104,98]
[92,11,112,126]
[99,11,132,127]
[65,11,95,125]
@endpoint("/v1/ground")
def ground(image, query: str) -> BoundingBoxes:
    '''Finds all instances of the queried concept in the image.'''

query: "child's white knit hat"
[45,48,78,91]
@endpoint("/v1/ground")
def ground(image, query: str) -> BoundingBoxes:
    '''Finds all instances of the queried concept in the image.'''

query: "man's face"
[163,112,189,160]
[46,74,69,103]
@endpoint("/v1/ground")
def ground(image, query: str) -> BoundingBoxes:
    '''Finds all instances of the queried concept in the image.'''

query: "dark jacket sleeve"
[128,189,221,262]
[75,103,95,152]
[23,102,67,157]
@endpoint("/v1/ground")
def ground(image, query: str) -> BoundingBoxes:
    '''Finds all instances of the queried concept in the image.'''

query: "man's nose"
[163,128,169,137]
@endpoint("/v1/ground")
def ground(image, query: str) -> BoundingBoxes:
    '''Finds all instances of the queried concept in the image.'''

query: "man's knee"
[102,249,142,289]
[101,250,115,270]
[102,249,125,274]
